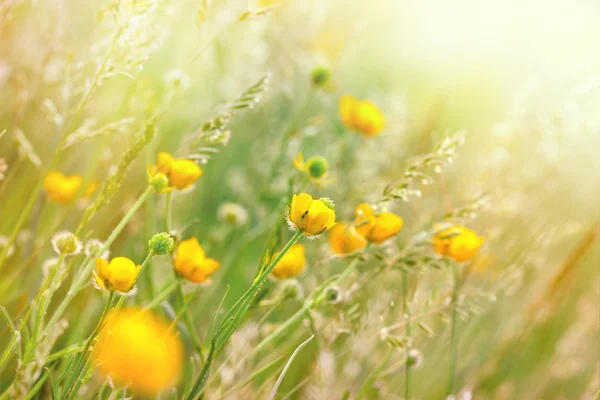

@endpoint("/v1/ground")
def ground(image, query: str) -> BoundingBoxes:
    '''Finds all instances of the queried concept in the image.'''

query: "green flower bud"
[306,157,328,179]
[148,232,175,255]
[149,172,170,193]
[311,66,330,87]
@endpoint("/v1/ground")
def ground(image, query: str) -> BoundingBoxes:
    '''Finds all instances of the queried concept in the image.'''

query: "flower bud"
[148,233,175,255]
[306,157,328,179]
[51,231,82,256]
[406,349,423,368]
[149,172,170,193]
[311,66,330,87]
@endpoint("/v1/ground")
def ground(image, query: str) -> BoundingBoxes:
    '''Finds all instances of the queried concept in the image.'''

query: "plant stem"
[44,187,152,332]
[143,280,178,310]
[402,268,411,400]
[448,262,460,396]
[0,39,118,271]
[62,291,115,399]
[164,191,173,232]
[186,230,304,399]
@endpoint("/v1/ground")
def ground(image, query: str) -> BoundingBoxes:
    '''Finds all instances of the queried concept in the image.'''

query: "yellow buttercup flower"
[288,193,336,236]
[93,308,183,394]
[44,171,97,204]
[149,152,203,191]
[354,203,403,244]
[339,95,385,137]
[93,257,141,293]
[293,152,332,186]
[433,225,484,262]
[328,222,368,255]
[174,237,220,284]
[271,244,306,279]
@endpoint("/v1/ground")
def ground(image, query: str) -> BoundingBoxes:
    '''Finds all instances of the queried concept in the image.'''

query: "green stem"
[266,90,315,182]
[174,273,206,363]
[143,280,178,310]
[0,40,118,271]
[402,269,411,400]
[448,262,460,395]
[165,191,173,232]
[44,187,152,332]
[186,230,304,399]
[62,291,115,399]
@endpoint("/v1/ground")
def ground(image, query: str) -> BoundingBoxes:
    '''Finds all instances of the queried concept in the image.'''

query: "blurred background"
[0,0,599,398]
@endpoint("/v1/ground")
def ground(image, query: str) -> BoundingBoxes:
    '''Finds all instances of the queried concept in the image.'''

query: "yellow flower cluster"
[174,237,220,284]
[93,308,183,394]
[329,203,403,254]
[43,171,97,204]
[433,225,484,262]
[148,152,203,192]
[339,95,385,137]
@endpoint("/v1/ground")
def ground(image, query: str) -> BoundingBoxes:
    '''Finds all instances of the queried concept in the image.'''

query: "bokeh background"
[0,0,599,398]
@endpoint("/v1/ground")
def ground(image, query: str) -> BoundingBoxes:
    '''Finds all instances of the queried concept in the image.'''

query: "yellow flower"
[328,222,368,255]
[354,203,403,244]
[271,244,306,279]
[288,193,336,236]
[43,171,97,204]
[149,152,203,191]
[93,257,141,293]
[293,152,333,186]
[93,308,183,394]
[339,95,385,137]
[433,225,484,262]
[174,237,220,284]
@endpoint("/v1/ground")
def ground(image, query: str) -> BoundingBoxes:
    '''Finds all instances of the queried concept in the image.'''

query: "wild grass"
[0,0,599,399]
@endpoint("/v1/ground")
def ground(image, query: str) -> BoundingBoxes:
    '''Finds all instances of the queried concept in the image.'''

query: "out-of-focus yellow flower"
[312,29,346,61]
[148,152,202,191]
[93,308,183,394]
[271,244,306,279]
[288,193,336,236]
[354,203,403,244]
[293,152,333,186]
[93,257,140,293]
[43,171,97,204]
[328,222,368,254]
[433,225,484,262]
[339,95,385,137]
[174,237,220,284]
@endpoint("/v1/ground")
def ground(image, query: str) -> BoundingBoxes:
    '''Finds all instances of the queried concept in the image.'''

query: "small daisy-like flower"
[43,171,97,204]
[93,257,141,293]
[271,244,307,279]
[354,203,403,244]
[51,231,82,256]
[93,308,184,394]
[293,153,333,187]
[84,239,110,259]
[288,193,336,237]
[339,95,385,137]
[328,222,367,255]
[433,225,484,262]
[173,238,220,284]
[148,152,203,191]
[217,202,249,227]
